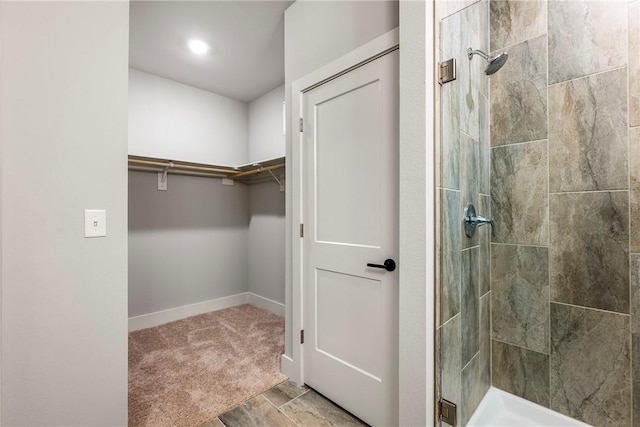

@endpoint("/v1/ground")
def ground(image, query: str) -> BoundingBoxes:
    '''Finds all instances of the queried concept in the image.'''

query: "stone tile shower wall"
[489,1,639,426]
[436,1,491,425]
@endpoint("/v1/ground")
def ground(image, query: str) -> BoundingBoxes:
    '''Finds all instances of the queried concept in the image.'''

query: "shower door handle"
[367,259,396,272]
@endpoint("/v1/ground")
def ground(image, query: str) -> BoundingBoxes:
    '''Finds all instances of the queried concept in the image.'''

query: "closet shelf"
[128,155,285,184]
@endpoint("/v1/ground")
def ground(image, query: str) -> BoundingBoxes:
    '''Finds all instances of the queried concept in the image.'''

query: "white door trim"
[285,11,435,424]
[287,28,399,385]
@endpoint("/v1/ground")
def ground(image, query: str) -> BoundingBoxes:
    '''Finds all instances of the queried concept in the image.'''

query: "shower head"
[467,48,509,75]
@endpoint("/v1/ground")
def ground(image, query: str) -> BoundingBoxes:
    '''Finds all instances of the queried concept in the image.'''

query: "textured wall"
[489,1,638,426]
[436,1,492,425]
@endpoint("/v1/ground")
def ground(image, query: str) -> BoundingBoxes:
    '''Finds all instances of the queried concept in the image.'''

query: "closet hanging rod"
[128,158,236,175]
[129,165,229,179]
[231,163,285,179]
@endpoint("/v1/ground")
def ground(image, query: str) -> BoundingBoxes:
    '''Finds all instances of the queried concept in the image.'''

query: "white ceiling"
[129,1,293,103]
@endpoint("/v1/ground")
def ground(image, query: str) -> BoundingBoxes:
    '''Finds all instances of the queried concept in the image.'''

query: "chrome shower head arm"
[467,48,490,61]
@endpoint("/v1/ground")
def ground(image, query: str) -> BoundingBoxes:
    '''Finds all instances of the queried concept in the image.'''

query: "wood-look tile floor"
[198,380,369,427]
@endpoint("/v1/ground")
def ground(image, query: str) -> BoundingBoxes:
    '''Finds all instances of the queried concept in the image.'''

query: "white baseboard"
[281,354,298,382]
[128,293,249,332]
[247,292,285,317]
[128,292,286,331]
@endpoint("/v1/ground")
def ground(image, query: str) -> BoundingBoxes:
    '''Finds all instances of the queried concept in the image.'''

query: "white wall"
[285,1,399,84]
[129,68,249,166]
[283,0,399,367]
[398,1,433,425]
[128,171,250,317]
[248,182,286,304]
[1,2,129,425]
[248,84,285,163]
[0,4,4,421]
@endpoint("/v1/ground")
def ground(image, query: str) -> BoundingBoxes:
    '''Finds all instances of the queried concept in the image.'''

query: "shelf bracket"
[267,169,282,187]
[157,161,174,191]
[160,162,174,183]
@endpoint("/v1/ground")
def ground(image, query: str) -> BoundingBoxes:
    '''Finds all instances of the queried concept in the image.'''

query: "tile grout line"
[546,1,552,406]
[261,392,280,409]
[440,311,461,329]
[260,384,310,410]
[549,189,630,195]
[491,337,549,357]
[627,5,633,427]
[280,388,312,410]
[490,242,549,249]
[493,31,548,55]
[490,138,549,149]
[547,64,629,88]
[279,388,312,409]
[487,0,494,393]
[261,390,304,427]
[461,348,480,373]
[278,405,303,427]
[551,300,632,317]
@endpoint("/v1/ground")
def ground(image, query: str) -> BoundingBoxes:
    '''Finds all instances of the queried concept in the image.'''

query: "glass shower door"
[436,1,491,425]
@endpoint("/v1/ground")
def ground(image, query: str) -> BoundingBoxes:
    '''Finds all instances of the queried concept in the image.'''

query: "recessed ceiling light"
[187,39,209,55]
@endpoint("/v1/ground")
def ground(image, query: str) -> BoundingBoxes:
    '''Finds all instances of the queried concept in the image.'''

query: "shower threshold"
[467,387,592,427]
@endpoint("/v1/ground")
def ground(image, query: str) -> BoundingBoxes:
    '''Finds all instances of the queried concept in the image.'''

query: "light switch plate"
[84,209,106,238]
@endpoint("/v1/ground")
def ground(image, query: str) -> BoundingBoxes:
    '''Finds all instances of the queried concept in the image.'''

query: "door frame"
[288,26,399,382]
[285,12,435,425]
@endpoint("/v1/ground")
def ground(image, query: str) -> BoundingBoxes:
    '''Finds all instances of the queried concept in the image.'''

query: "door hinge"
[439,399,457,426]
[439,58,456,85]
[300,223,304,238]
[299,117,304,132]
[300,329,305,344]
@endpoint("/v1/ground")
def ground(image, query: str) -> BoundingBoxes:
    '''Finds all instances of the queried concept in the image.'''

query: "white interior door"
[302,49,399,427]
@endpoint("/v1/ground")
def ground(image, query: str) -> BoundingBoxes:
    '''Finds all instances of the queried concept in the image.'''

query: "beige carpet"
[128,304,286,427]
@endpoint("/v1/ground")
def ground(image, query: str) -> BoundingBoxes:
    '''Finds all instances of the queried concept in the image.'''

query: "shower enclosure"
[436,0,639,426]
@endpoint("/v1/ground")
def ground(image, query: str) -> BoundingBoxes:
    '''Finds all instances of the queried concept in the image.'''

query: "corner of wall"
[0,1,3,422]
[398,1,433,425]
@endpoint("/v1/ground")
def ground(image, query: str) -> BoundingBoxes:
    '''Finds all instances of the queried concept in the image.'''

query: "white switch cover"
[84,209,106,238]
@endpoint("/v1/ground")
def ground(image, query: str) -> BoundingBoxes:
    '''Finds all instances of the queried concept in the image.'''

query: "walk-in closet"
[127,2,289,426]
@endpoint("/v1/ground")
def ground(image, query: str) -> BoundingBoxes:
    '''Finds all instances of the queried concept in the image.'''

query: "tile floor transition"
[199,380,369,427]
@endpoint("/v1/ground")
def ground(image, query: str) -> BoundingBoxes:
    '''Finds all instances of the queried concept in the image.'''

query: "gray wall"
[128,171,250,317]
[248,182,286,304]
[1,2,129,425]
[129,171,287,315]
[488,1,638,426]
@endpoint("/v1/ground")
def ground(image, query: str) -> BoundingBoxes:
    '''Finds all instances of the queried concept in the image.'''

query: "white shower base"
[467,387,592,427]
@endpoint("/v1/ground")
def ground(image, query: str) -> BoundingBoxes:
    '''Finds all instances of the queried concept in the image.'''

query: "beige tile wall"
[488,1,637,426]
[436,1,639,426]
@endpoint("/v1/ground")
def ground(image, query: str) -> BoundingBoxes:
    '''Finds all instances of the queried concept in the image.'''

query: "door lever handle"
[367,259,396,272]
